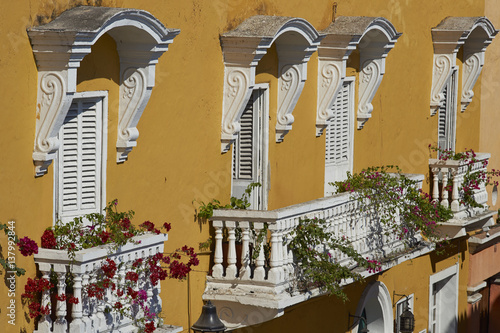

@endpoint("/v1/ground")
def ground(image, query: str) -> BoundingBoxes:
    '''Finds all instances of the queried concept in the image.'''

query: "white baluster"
[451,170,461,212]
[34,263,53,333]
[268,222,284,283]
[253,222,266,281]
[81,267,92,333]
[441,168,449,208]
[95,261,107,332]
[431,167,440,203]
[239,221,251,280]
[53,265,68,333]
[225,221,237,278]
[69,271,84,333]
[212,221,224,278]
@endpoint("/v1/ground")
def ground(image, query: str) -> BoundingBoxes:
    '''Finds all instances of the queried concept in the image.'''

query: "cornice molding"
[430,17,497,116]
[220,16,323,152]
[317,17,401,134]
[28,6,180,175]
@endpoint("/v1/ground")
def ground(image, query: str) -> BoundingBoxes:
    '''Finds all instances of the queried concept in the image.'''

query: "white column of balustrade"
[69,270,84,333]
[252,222,266,281]
[212,220,224,278]
[225,221,237,279]
[268,221,284,284]
[239,221,251,280]
[80,265,92,333]
[34,263,53,333]
[53,264,68,333]
[431,167,440,203]
[451,169,461,212]
[441,168,449,208]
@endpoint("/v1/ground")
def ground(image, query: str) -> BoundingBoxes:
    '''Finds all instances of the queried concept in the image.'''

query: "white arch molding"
[352,281,393,333]
[220,15,324,152]
[430,17,497,116]
[316,16,401,135]
[28,6,180,176]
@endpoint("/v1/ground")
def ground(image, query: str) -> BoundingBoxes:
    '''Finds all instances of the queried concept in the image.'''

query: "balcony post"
[253,222,266,281]
[451,169,461,211]
[431,167,440,203]
[239,221,251,280]
[441,168,449,208]
[226,221,238,278]
[54,265,68,333]
[69,272,84,333]
[35,263,53,333]
[268,222,284,284]
[212,220,224,278]
[81,267,92,333]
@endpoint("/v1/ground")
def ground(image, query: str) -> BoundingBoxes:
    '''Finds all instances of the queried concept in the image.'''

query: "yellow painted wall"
[0,0,498,332]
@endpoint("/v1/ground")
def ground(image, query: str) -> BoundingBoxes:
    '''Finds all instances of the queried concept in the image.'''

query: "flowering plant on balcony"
[289,217,380,300]
[332,165,453,243]
[429,146,500,208]
[19,200,199,333]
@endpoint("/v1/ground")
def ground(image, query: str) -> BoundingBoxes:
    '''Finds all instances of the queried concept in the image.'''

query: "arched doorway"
[352,281,393,333]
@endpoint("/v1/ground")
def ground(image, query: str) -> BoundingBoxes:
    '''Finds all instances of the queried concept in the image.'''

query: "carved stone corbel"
[357,56,385,129]
[461,52,484,112]
[28,6,180,175]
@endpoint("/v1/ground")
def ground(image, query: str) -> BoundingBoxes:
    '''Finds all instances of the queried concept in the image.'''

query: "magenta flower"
[17,237,39,256]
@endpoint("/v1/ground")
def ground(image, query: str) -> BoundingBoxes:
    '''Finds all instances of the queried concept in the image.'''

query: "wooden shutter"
[57,97,103,223]
[233,97,254,180]
[437,68,458,156]
[325,79,354,195]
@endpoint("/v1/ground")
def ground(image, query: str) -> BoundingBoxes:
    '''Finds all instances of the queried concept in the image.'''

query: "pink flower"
[17,237,38,256]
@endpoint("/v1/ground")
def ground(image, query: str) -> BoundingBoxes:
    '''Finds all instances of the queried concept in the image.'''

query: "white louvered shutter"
[57,97,103,224]
[325,80,354,196]
[437,68,458,157]
[232,88,267,209]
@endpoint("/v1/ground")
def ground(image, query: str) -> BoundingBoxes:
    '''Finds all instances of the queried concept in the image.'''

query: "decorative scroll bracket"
[28,6,180,175]
[430,17,497,116]
[220,16,323,152]
[275,42,318,142]
[317,17,401,134]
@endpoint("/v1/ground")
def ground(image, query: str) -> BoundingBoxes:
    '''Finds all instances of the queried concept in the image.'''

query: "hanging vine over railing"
[331,165,454,244]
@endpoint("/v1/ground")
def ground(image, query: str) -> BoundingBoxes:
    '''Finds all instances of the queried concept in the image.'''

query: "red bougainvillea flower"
[99,231,111,244]
[68,297,79,304]
[125,271,139,283]
[17,236,38,256]
[163,222,172,232]
[101,258,117,278]
[55,294,67,302]
[41,229,57,249]
[120,218,131,230]
[144,322,156,333]
[114,301,123,309]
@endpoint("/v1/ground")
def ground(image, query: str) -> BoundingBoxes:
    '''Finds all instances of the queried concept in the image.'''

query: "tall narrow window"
[437,67,458,156]
[325,78,354,196]
[232,87,269,210]
[55,92,107,224]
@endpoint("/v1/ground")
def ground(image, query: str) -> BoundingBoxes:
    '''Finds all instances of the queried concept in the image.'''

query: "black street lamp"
[399,303,415,333]
[191,301,227,333]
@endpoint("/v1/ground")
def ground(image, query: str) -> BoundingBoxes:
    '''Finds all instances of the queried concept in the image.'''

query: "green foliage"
[288,218,379,301]
[0,222,26,276]
[332,165,453,244]
[196,182,262,220]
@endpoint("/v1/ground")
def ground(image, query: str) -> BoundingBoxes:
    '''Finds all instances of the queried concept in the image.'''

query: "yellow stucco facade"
[1,1,499,333]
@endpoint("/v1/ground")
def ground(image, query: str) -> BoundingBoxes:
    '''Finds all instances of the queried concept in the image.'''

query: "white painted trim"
[352,281,394,333]
[428,263,459,333]
[53,91,108,225]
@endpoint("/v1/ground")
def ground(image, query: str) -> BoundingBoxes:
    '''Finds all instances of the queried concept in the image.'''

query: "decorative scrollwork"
[461,53,482,112]
[357,59,381,129]
[316,62,343,136]
[222,69,249,136]
[276,64,302,142]
[430,55,453,115]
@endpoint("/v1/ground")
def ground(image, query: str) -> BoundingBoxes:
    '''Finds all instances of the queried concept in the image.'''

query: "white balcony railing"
[429,153,495,238]
[203,175,433,328]
[429,152,490,219]
[33,233,167,333]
